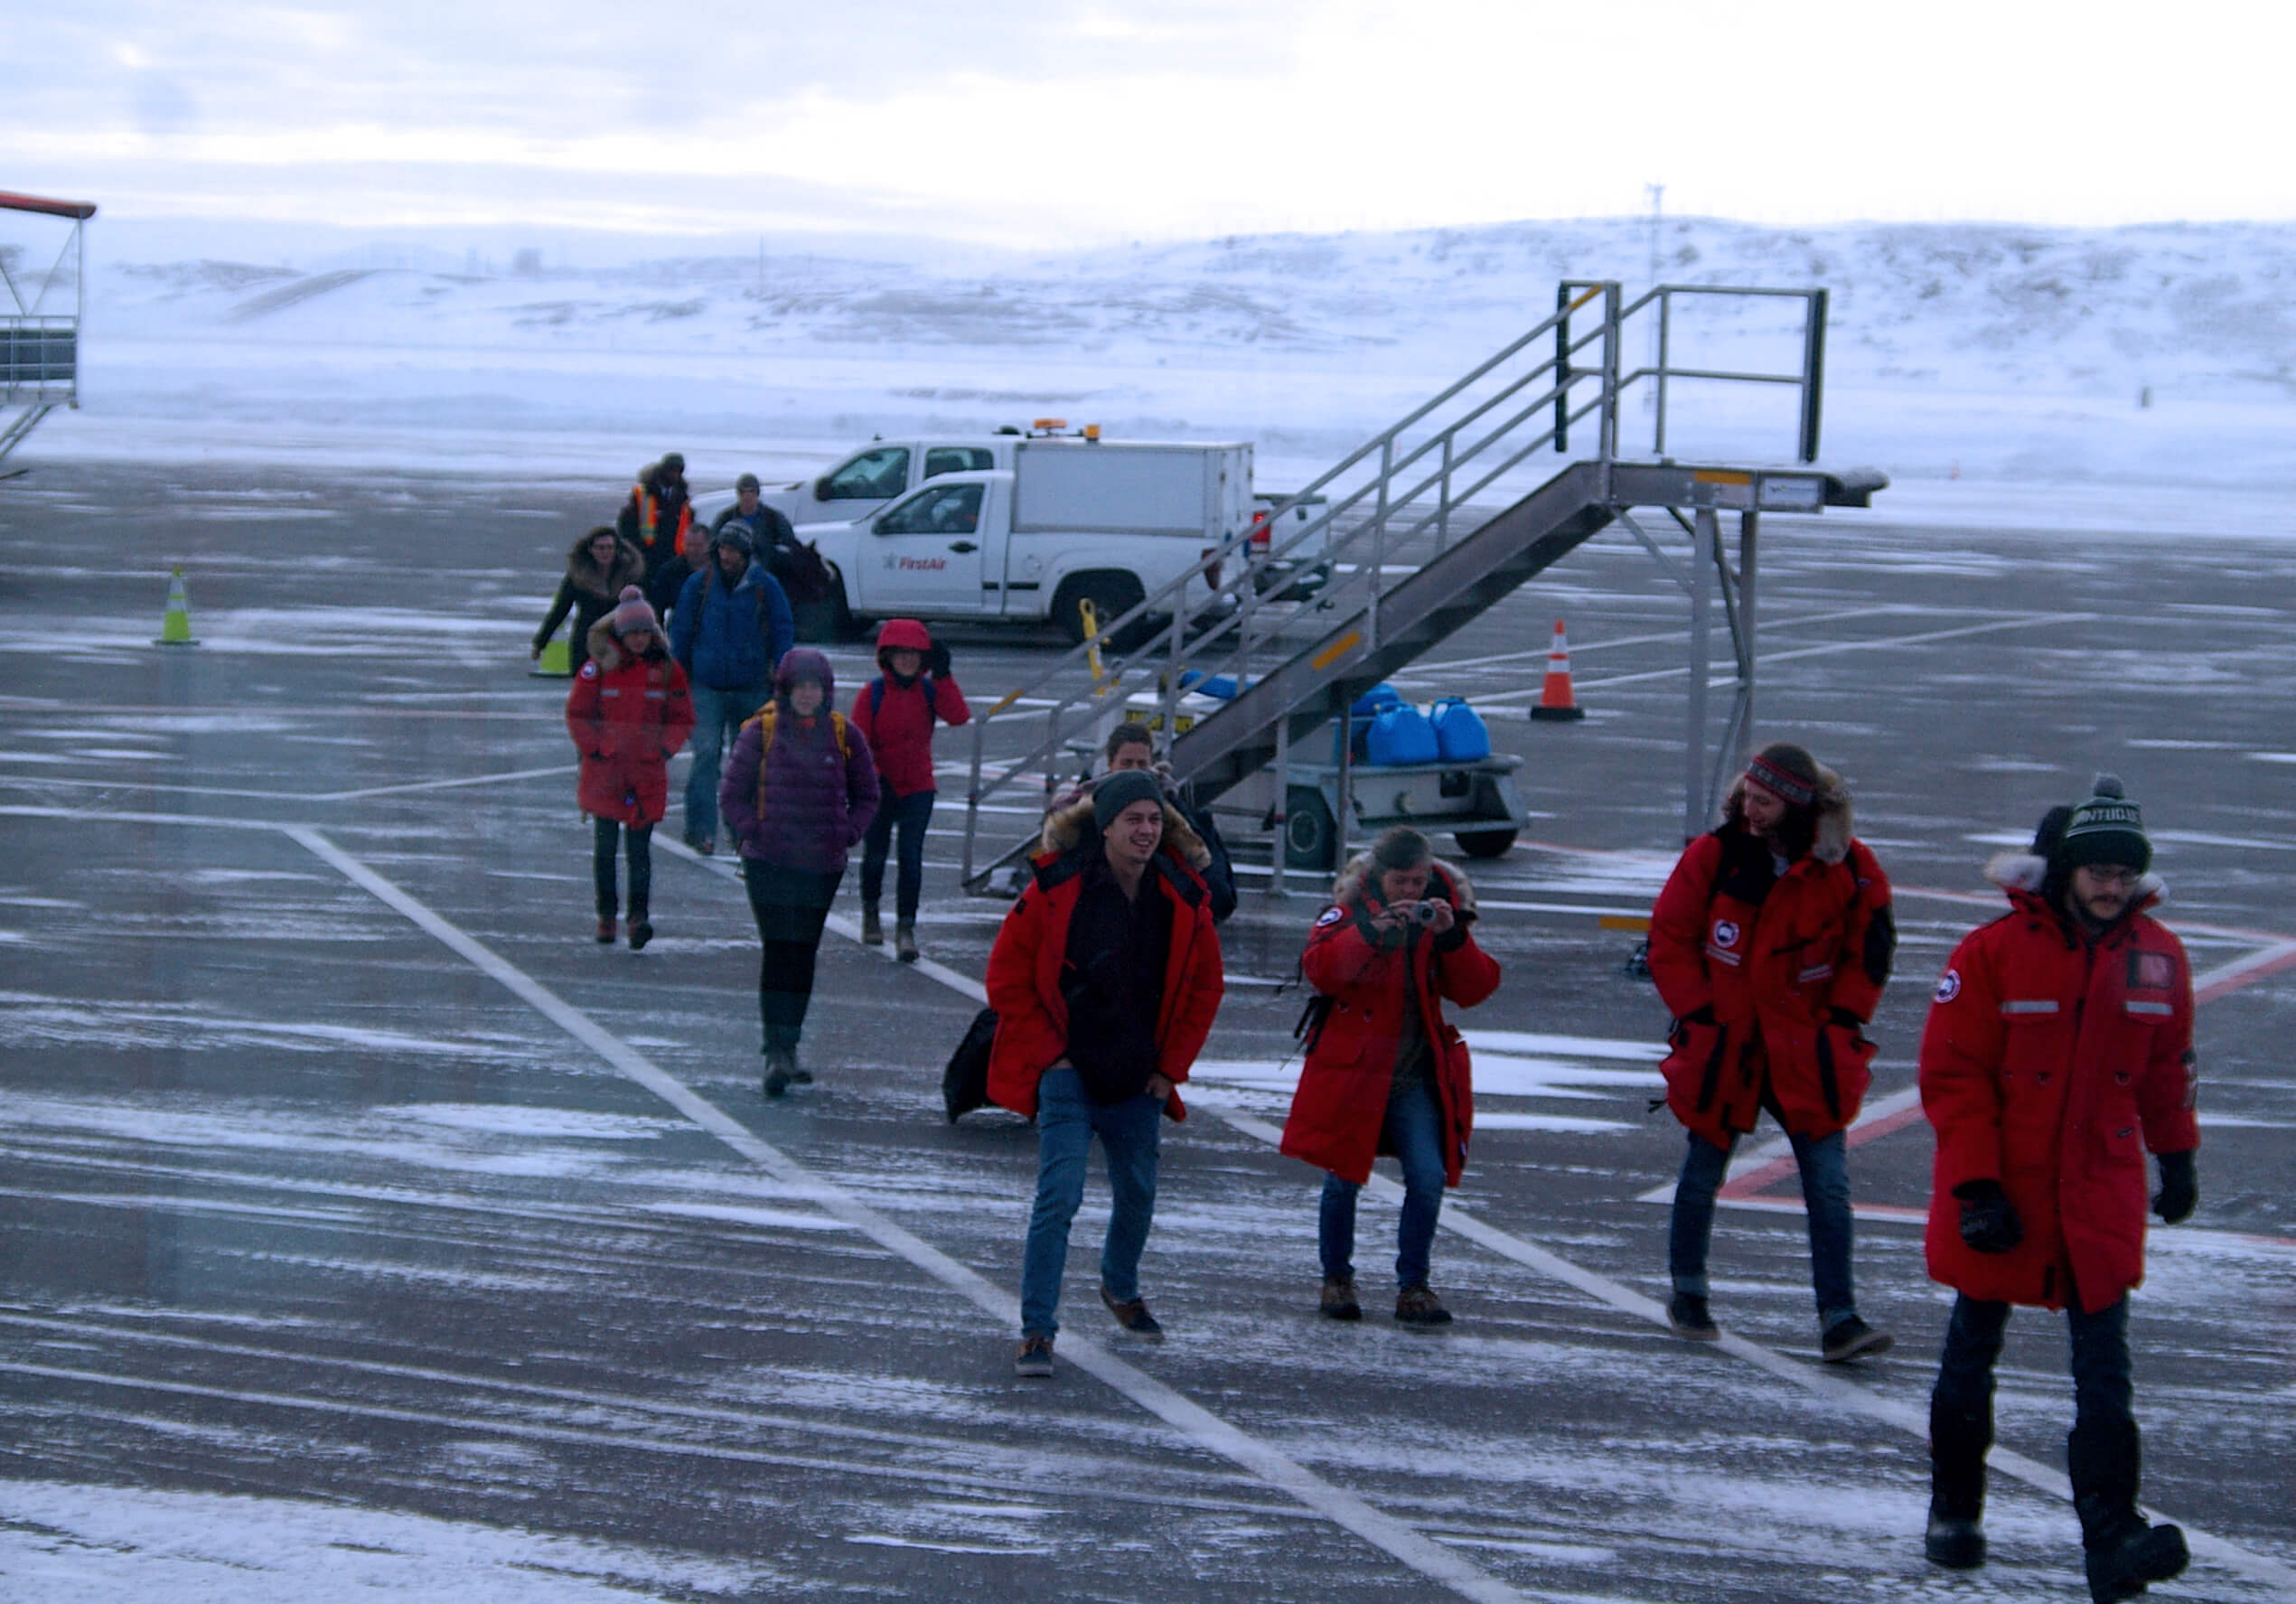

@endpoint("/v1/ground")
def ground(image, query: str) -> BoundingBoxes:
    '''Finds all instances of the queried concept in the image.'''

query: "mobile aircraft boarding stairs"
[959,281,1886,892]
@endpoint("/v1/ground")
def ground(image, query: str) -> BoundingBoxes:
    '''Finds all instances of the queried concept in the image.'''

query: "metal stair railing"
[958,280,1829,888]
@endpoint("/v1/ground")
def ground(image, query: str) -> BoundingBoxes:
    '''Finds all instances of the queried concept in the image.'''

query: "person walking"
[671,527,794,854]
[1648,741,1898,1362]
[988,771,1224,1377]
[646,520,711,628]
[1917,777,2197,1599]
[564,587,694,949]
[1279,827,1501,1327]
[719,648,877,1097]
[532,526,645,677]
[618,454,692,582]
[850,619,970,961]
[1048,722,1237,922]
[712,471,799,558]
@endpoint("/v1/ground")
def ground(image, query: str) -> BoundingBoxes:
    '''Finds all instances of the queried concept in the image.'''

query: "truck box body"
[1011,441,1251,541]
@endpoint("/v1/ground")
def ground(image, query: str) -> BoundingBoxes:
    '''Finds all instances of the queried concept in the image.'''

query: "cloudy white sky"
[9,1,2293,246]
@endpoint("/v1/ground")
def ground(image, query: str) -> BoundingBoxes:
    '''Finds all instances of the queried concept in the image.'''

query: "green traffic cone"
[154,567,199,646]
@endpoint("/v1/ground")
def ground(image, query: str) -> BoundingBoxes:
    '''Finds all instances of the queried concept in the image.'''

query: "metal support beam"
[1736,510,1758,762]
[1683,508,1716,840]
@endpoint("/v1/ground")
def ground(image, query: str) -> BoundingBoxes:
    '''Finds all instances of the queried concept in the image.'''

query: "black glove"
[926,640,952,679]
[1827,1007,1864,1032]
[2151,1149,2198,1224]
[1954,1178,2022,1254]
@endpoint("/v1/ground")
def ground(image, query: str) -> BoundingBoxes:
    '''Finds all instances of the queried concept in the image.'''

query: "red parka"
[565,614,696,828]
[986,797,1224,1122]
[850,619,970,798]
[1648,774,1896,1149]
[1280,856,1502,1187]
[1920,853,2199,1313]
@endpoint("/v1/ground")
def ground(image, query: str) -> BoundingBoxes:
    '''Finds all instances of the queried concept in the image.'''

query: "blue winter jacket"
[671,561,794,690]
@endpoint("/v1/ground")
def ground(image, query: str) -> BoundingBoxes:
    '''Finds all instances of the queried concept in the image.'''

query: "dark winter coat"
[1279,855,1501,1187]
[713,500,798,555]
[718,649,878,874]
[565,613,696,827]
[1648,771,1896,1149]
[1919,853,2200,1313]
[670,559,794,690]
[618,465,691,577]
[985,797,1223,1123]
[850,620,970,798]
[534,532,646,672]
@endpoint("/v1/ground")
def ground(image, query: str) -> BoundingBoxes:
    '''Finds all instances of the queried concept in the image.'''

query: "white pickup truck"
[736,435,1254,643]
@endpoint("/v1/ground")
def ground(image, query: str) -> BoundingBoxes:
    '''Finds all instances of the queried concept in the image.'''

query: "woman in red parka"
[1917,779,2198,1597]
[850,617,969,961]
[565,587,695,949]
[1280,827,1500,1327]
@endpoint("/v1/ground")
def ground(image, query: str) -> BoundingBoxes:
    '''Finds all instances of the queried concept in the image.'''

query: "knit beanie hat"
[1092,769,1164,835]
[608,586,656,637]
[715,525,753,558]
[1744,742,1821,808]
[2056,774,2151,873]
[736,472,761,492]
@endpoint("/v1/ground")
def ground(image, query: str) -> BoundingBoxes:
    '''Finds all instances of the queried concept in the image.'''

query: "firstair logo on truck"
[894,556,948,572]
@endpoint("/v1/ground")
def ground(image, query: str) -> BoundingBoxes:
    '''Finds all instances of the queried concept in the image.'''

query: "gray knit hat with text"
[2056,774,2151,873]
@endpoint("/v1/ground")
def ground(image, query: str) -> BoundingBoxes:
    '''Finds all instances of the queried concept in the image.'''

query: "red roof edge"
[0,192,99,221]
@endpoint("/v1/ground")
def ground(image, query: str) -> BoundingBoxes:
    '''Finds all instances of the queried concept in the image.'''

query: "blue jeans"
[1670,1127,1857,1330]
[859,784,934,922]
[1019,1066,1162,1338]
[685,680,770,845]
[1933,1291,2132,1433]
[1318,1077,1448,1290]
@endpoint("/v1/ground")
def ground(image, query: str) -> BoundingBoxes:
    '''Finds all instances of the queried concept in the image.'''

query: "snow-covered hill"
[15,214,2296,502]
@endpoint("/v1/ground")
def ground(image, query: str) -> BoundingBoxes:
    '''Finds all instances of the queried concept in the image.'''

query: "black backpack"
[942,1006,999,1123]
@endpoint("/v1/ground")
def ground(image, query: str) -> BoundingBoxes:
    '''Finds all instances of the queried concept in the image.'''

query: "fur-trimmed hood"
[1039,793,1211,873]
[1984,850,2165,906]
[1720,764,1853,866]
[584,608,670,673]
[1330,850,1478,915]
[565,530,646,599]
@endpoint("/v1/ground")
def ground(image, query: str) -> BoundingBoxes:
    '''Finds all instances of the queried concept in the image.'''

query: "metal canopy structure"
[951,279,1887,892]
[0,191,97,468]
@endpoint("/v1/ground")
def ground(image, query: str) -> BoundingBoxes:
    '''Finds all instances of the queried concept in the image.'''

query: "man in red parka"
[1648,741,1897,1362]
[1918,777,2198,1600]
[565,587,696,949]
[988,770,1223,1378]
[1280,827,1501,1327]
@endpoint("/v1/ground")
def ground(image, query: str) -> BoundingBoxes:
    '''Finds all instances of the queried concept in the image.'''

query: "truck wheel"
[1283,786,1337,870]
[1454,828,1517,859]
[1053,572,1147,649]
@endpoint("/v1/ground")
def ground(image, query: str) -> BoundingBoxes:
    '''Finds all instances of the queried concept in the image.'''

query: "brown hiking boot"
[1099,1285,1164,1338]
[1320,1275,1362,1321]
[861,906,883,945]
[1395,1283,1453,1327]
[1013,1335,1054,1377]
[594,918,615,944]
[895,920,919,962]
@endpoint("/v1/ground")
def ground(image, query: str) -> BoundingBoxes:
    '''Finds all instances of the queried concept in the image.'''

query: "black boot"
[627,901,652,951]
[2069,1418,2188,1602]
[1926,1396,1990,1569]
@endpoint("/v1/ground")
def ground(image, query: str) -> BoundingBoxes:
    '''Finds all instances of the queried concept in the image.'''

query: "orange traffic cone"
[1530,619,1585,721]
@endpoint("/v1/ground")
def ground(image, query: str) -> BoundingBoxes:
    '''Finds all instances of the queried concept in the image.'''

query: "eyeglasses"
[2081,866,2143,887]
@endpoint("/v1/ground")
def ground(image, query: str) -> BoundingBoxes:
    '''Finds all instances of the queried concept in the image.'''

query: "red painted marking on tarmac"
[1717,1102,1929,1202]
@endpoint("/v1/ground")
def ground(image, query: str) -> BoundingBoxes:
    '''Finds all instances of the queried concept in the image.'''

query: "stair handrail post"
[1683,507,1717,841]
[1368,434,1392,651]
[1798,287,1829,464]
[961,714,988,885]
[1553,283,1572,453]
[1332,684,1354,873]
[1654,286,1674,459]
[1436,431,1455,555]
[1270,710,1290,900]
[1598,281,1623,464]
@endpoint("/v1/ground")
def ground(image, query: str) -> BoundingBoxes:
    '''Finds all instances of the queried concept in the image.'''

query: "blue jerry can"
[1365,704,1440,766]
[1428,698,1491,762]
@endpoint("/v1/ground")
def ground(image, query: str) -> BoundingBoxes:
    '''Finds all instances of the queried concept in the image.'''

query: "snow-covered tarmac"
[0,456,2291,1602]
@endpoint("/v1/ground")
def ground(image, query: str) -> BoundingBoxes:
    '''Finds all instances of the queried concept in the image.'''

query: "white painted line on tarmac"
[288,825,1531,1604]
[0,764,576,804]
[1479,612,2104,701]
